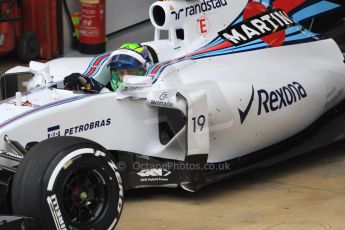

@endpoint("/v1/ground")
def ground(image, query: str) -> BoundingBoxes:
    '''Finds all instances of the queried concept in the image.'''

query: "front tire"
[11,136,124,230]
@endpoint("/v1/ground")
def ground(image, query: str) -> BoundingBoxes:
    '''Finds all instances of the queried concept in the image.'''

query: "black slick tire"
[11,136,124,230]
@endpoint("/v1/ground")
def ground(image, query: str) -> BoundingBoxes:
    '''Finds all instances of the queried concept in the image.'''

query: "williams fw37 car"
[0,0,345,229]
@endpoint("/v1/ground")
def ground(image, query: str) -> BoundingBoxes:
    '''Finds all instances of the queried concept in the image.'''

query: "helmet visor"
[109,54,144,70]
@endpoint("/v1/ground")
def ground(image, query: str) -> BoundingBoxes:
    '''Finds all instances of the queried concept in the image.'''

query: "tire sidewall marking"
[45,147,123,230]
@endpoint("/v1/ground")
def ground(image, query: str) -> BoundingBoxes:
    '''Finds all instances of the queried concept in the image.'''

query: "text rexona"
[239,82,307,124]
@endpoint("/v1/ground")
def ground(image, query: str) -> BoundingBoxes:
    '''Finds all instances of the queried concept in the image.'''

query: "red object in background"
[22,0,59,60]
[0,1,21,57]
[79,0,106,54]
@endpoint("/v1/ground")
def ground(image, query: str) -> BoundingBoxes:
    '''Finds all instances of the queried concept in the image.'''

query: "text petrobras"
[47,118,111,138]
[239,82,307,124]
[171,0,227,20]
[219,10,294,46]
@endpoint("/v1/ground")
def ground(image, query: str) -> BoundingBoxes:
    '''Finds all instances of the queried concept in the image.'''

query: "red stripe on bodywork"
[0,96,87,129]
[190,41,233,56]
[85,53,110,77]
[150,41,233,75]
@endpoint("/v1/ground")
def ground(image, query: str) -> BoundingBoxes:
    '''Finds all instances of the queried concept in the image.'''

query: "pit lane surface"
[117,141,345,230]
[0,135,342,228]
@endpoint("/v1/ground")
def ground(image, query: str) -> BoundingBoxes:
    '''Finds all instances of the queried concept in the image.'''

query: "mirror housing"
[26,61,53,90]
[123,75,152,88]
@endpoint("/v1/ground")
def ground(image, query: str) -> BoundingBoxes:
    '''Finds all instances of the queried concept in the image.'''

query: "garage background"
[63,0,155,55]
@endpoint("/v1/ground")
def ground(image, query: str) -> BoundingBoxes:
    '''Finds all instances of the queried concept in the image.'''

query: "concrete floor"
[1,21,345,230]
[117,141,345,230]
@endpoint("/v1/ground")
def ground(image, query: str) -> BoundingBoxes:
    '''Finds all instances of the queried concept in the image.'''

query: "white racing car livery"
[0,0,345,229]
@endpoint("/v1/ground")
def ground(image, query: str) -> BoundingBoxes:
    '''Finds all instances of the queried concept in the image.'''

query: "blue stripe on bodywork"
[0,95,92,130]
[89,56,110,79]
[82,52,111,78]
[292,1,341,21]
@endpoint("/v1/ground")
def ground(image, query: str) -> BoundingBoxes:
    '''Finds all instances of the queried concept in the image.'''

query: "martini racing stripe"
[147,41,234,77]
[189,31,317,60]
[147,0,342,82]
[202,0,341,49]
[192,27,316,59]
[292,0,341,21]
[148,25,317,83]
[83,1,342,81]
[83,52,111,78]
[285,31,318,43]
[0,95,92,130]
[148,24,315,78]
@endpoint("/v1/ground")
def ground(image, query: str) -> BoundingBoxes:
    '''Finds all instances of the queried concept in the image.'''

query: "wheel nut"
[80,192,88,201]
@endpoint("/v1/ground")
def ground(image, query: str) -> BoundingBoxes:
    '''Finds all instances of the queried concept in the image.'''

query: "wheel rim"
[62,167,107,225]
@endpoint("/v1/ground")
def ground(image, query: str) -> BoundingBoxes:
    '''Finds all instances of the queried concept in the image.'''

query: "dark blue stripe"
[48,125,60,132]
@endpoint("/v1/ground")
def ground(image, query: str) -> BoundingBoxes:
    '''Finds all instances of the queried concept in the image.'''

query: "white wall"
[106,0,155,34]
[63,0,155,54]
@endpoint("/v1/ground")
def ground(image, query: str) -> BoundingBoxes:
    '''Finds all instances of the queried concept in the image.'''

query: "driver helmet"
[108,43,152,90]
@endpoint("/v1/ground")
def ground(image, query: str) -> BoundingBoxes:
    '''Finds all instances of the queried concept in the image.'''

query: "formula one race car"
[0,0,345,229]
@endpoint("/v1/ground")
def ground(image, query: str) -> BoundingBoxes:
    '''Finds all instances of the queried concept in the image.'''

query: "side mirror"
[29,61,49,73]
[26,61,53,90]
[123,75,152,88]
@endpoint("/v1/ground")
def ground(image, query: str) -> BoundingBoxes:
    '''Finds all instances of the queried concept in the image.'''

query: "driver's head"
[108,43,152,90]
